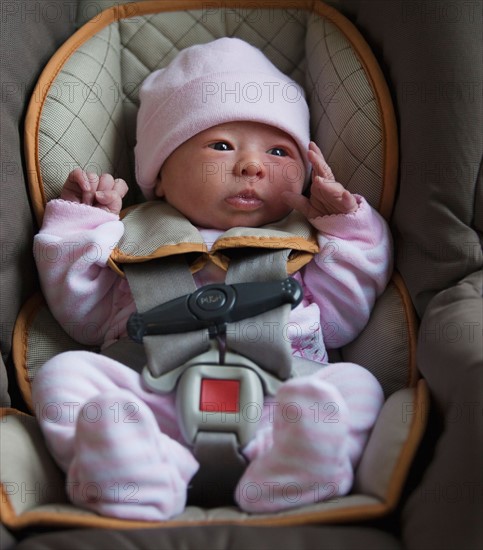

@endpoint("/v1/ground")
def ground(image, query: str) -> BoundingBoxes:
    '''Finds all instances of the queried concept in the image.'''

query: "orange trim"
[111,243,208,264]
[211,236,319,254]
[383,380,429,509]
[25,0,397,226]
[0,407,33,421]
[0,483,18,526]
[1,501,389,531]
[107,257,126,278]
[391,271,420,388]
[12,293,47,411]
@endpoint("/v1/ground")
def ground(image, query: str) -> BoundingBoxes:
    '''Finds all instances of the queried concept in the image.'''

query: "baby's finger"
[312,176,357,214]
[308,144,334,181]
[82,172,99,205]
[311,174,338,197]
[281,191,312,219]
[60,169,88,201]
[97,173,116,192]
[94,190,123,214]
[68,168,90,191]
[112,178,129,200]
[308,141,323,156]
[310,155,334,182]
[340,190,358,213]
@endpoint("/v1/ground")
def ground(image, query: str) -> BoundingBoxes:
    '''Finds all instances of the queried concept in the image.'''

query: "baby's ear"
[154,175,164,198]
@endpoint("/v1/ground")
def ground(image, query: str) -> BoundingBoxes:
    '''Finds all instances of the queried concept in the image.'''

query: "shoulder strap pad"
[109,201,319,275]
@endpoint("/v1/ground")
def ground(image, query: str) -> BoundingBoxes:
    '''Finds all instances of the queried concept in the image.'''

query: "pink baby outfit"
[32,195,392,520]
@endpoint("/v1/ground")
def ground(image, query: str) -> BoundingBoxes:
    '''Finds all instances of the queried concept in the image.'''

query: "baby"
[32,38,392,520]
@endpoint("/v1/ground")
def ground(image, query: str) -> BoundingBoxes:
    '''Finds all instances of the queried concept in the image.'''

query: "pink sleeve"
[34,200,126,346]
[300,196,393,349]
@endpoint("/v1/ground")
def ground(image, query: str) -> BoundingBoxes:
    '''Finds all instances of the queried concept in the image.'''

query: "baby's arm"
[286,144,392,348]
[302,197,393,349]
[34,170,129,345]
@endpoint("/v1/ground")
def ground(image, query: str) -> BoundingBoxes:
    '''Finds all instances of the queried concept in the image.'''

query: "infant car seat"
[1,0,428,532]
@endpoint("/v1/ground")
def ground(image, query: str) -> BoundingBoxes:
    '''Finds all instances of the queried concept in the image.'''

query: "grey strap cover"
[124,256,210,376]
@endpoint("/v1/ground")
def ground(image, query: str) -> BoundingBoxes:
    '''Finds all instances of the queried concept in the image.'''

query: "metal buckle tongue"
[127,277,303,342]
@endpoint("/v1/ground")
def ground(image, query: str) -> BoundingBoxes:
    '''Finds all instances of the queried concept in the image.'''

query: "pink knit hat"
[134,37,311,199]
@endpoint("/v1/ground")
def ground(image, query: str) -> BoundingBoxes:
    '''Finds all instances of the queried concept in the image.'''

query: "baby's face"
[154,121,306,230]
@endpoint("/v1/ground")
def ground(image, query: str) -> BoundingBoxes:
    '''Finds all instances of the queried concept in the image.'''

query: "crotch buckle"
[173,345,265,448]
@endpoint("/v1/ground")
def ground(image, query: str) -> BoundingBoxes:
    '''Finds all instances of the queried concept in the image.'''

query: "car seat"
[1,1,480,549]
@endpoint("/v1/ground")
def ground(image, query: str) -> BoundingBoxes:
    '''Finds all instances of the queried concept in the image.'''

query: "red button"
[200,379,240,413]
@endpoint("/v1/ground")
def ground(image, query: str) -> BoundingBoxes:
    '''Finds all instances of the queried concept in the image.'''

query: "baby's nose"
[235,160,265,180]
[242,161,262,177]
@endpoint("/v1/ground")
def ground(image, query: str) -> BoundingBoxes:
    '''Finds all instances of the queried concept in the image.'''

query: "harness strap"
[190,249,292,505]
[188,432,247,507]
[225,249,293,381]
[109,201,319,276]
[122,248,294,506]
[124,256,210,377]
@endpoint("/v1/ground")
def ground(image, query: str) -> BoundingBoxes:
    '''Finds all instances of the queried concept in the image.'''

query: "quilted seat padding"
[0,382,428,529]
[26,0,397,223]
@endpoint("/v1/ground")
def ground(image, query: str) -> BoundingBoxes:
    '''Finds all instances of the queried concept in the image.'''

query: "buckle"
[176,363,264,448]
[142,342,283,396]
[127,277,302,342]
[142,343,274,447]
[135,278,302,445]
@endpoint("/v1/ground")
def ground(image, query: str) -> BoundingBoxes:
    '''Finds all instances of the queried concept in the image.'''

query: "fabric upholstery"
[0,12,117,550]
[337,0,483,316]
[0,355,10,408]
[0,0,77,367]
[2,0,427,536]
[402,270,483,549]
[13,524,402,550]
[335,2,483,549]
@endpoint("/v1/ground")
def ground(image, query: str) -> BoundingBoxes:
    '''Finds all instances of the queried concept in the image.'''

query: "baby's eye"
[209,142,233,151]
[267,147,288,157]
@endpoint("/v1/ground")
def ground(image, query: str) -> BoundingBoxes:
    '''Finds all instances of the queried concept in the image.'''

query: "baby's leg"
[235,363,383,513]
[68,389,198,520]
[32,351,198,520]
[311,363,385,466]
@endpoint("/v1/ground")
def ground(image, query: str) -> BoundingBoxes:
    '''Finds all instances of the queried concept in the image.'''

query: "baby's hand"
[60,168,128,215]
[283,142,358,220]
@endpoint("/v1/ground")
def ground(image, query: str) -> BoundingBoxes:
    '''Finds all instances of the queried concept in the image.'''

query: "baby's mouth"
[225,190,263,210]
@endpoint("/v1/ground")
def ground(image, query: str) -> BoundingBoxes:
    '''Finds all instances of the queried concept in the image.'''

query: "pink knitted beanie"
[134,37,311,199]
